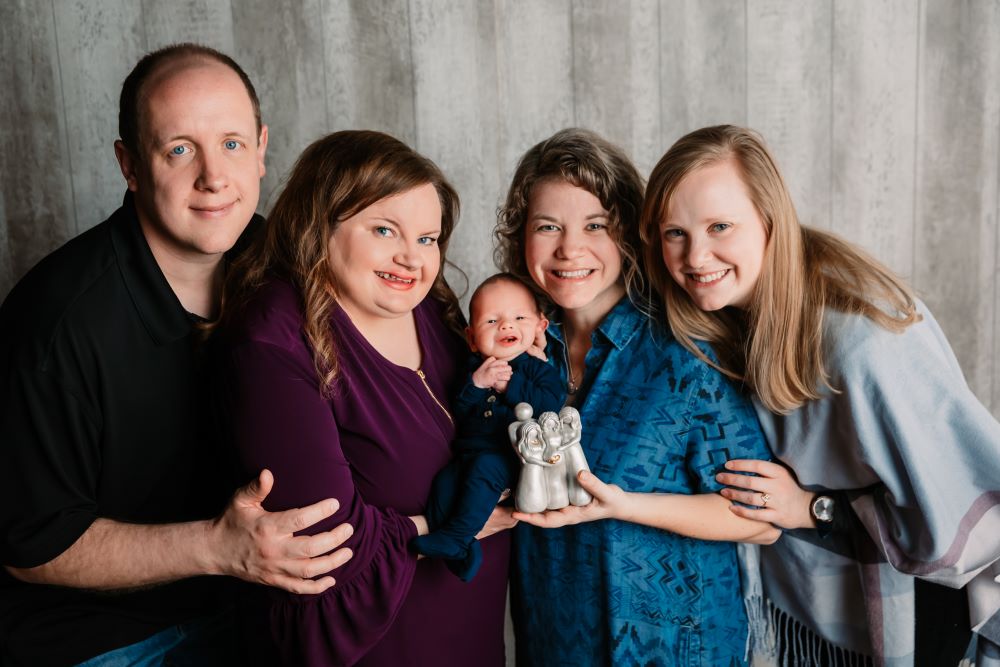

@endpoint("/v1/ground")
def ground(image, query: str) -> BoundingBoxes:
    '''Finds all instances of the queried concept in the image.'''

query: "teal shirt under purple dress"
[219,278,509,666]
[510,297,770,667]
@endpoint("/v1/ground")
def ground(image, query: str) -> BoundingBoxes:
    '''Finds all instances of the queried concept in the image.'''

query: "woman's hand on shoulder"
[525,328,548,361]
[525,345,548,362]
[716,459,816,530]
[512,471,631,528]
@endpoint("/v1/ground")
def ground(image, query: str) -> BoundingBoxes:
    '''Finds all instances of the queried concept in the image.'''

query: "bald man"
[0,44,351,665]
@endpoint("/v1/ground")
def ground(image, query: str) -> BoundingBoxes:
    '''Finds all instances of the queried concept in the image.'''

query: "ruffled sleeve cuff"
[264,508,419,667]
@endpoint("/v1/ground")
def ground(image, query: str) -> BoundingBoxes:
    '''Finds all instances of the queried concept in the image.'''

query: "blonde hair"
[640,125,919,413]
[224,130,462,395]
[494,128,648,313]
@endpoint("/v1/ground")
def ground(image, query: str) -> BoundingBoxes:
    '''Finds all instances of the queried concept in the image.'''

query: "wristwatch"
[810,495,835,523]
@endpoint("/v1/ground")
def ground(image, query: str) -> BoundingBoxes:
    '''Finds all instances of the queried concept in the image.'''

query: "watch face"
[812,495,835,523]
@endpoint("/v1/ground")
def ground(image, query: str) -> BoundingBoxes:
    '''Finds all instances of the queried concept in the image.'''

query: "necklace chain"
[562,338,578,396]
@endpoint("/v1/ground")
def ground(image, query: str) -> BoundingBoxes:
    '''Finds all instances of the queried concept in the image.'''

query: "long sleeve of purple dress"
[220,279,509,667]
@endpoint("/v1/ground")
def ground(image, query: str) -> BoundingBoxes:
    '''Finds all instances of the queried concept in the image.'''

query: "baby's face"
[466,280,547,361]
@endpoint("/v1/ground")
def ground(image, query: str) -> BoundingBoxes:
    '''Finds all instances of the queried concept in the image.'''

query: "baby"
[412,273,565,581]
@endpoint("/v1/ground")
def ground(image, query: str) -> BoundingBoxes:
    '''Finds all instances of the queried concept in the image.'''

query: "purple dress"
[220,278,509,666]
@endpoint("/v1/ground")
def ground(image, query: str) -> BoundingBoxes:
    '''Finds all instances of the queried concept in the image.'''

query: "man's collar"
[110,192,192,345]
[109,192,263,345]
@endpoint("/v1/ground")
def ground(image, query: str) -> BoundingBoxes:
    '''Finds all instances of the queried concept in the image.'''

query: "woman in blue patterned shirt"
[495,128,779,667]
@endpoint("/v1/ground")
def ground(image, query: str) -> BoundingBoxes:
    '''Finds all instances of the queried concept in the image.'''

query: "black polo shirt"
[0,194,252,666]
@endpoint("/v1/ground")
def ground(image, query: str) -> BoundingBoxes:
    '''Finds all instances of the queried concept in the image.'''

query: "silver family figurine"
[509,403,592,513]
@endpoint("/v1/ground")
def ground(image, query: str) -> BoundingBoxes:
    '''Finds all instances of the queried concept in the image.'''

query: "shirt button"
[484,410,493,418]
[487,395,497,403]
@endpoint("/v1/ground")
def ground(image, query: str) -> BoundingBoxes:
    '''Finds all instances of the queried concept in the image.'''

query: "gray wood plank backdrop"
[3,0,998,426]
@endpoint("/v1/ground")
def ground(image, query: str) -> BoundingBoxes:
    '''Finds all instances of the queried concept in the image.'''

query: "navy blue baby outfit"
[413,352,564,580]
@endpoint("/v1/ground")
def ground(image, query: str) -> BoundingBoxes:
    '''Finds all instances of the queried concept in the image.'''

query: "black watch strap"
[813,491,852,538]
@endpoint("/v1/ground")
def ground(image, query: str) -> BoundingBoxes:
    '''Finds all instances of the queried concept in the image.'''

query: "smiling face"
[116,60,267,268]
[524,179,625,320]
[466,279,548,361]
[659,159,768,311]
[326,183,442,329]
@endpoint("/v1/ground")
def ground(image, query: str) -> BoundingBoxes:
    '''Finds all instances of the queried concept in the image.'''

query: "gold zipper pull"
[415,369,453,424]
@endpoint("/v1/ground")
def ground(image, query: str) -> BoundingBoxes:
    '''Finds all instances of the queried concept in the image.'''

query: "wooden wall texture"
[1,0,998,420]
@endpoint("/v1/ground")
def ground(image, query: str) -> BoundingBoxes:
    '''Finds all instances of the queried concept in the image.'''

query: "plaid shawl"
[746,303,1000,667]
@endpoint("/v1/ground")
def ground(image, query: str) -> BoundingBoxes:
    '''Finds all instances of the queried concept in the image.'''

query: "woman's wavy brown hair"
[494,128,648,314]
[640,125,919,413]
[224,130,462,395]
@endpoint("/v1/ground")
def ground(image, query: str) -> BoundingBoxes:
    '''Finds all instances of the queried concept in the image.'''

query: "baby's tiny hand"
[472,357,513,389]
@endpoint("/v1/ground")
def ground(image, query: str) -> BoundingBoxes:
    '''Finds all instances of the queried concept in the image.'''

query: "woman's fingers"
[511,506,581,528]
[511,510,556,527]
[720,460,818,530]
[720,487,770,507]
[509,472,622,528]
[715,471,765,491]
[727,503,779,523]
[575,470,609,497]
[723,459,789,478]
[532,329,547,350]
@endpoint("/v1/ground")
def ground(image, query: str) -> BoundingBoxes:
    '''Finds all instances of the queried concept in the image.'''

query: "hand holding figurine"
[513,470,630,528]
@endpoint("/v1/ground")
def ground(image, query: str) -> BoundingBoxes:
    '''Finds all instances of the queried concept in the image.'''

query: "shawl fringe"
[749,598,875,667]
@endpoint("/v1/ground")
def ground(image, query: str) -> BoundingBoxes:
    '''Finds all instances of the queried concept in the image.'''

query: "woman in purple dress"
[217,130,513,666]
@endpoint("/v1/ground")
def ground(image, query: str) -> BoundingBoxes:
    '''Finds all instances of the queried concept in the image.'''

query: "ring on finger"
[760,492,771,507]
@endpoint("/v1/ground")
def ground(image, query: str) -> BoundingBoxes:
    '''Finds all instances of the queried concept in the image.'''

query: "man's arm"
[6,469,354,595]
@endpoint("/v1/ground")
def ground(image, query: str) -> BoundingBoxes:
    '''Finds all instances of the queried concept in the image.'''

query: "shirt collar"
[547,297,647,352]
[108,192,263,345]
[109,192,192,345]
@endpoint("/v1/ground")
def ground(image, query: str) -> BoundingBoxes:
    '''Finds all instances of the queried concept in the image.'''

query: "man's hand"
[471,356,513,390]
[5,469,354,593]
[209,469,354,594]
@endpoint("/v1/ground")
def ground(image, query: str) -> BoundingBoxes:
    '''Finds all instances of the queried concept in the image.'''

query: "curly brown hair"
[494,128,647,314]
[224,130,463,395]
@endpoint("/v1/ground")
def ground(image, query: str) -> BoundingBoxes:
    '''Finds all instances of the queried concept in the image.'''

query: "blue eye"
[375,226,392,237]
[710,222,732,233]
[224,140,240,150]
[535,224,559,233]
[170,145,188,156]
[417,236,438,246]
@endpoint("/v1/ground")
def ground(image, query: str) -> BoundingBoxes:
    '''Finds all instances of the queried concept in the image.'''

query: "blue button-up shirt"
[510,297,770,667]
